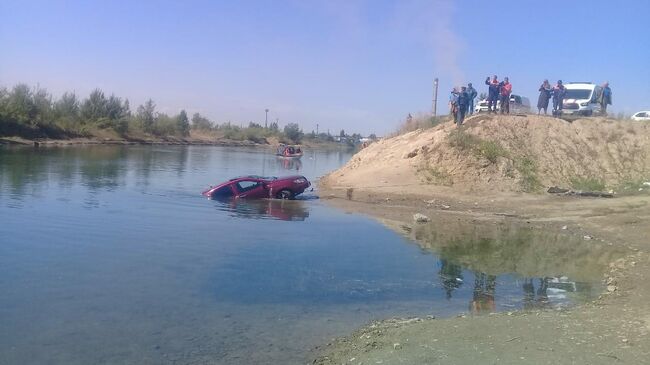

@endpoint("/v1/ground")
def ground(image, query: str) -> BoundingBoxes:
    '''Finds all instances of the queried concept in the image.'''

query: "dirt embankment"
[314,115,650,364]
[322,115,650,195]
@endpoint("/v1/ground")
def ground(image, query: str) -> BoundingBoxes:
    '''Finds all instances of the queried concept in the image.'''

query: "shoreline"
[0,135,355,150]
[313,185,650,364]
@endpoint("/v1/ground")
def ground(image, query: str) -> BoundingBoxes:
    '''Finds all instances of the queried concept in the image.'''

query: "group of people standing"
[536,79,562,115]
[536,80,612,116]
[449,76,614,126]
[484,75,512,115]
[448,83,477,126]
[449,75,512,126]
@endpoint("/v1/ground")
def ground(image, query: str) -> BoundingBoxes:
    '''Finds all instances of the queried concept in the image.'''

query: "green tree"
[54,92,80,131]
[191,113,212,130]
[32,86,53,125]
[177,110,190,136]
[269,121,279,132]
[283,123,303,143]
[81,89,108,122]
[154,113,177,136]
[136,99,156,133]
[6,84,37,125]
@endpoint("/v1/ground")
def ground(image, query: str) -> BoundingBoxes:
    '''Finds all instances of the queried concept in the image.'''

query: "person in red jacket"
[499,77,512,114]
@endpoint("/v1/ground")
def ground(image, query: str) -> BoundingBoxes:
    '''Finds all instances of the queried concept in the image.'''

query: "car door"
[234,180,268,198]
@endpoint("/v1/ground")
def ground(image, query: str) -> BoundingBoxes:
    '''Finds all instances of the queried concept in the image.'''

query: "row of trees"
[0,84,191,137]
[0,84,318,143]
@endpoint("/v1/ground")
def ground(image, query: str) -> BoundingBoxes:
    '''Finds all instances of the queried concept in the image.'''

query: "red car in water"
[202,175,311,200]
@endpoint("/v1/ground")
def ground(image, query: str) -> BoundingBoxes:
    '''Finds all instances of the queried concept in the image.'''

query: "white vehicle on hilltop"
[561,82,603,116]
[474,94,531,113]
[631,111,650,121]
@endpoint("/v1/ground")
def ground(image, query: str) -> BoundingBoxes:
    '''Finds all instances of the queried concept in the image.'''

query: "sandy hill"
[322,114,650,194]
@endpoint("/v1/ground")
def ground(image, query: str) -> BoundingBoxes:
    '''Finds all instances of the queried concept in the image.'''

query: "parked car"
[631,111,650,121]
[474,94,531,113]
[561,82,602,116]
[202,175,311,200]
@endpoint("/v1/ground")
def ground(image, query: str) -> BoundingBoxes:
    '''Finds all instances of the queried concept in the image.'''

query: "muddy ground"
[312,187,650,364]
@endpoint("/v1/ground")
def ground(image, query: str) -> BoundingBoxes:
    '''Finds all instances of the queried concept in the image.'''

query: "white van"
[562,83,603,116]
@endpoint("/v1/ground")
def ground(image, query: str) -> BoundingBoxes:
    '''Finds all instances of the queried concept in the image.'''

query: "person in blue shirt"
[599,82,612,115]
[466,83,478,115]
[456,86,470,126]
[449,88,459,124]
[485,76,501,113]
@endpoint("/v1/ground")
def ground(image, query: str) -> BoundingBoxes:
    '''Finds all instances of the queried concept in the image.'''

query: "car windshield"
[565,89,592,100]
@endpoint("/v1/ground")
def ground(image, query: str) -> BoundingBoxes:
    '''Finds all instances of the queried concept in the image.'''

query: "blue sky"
[1,0,648,135]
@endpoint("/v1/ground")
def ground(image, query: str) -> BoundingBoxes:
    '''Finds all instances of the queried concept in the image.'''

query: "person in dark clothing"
[485,75,500,113]
[498,77,512,114]
[599,82,612,115]
[552,80,566,116]
[456,86,469,126]
[537,79,552,115]
[466,82,478,115]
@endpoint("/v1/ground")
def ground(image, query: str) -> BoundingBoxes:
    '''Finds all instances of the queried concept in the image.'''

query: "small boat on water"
[276,144,303,158]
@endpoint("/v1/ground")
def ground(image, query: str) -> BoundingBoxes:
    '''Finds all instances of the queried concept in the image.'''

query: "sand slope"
[323,115,650,193]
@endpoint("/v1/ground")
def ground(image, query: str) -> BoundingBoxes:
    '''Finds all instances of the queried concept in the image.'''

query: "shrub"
[478,140,509,163]
[516,157,542,192]
[570,177,606,191]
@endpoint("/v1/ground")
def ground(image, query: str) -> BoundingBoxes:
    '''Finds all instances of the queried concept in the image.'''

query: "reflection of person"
[522,277,550,310]
[469,272,496,314]
[438,259,463,299]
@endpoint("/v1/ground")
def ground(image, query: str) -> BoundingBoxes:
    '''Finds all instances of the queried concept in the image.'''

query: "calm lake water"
[0,145,611,364]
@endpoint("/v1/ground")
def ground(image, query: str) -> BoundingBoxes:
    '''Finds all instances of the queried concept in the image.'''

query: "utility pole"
[432,77,439,117]
[265,108,269,128]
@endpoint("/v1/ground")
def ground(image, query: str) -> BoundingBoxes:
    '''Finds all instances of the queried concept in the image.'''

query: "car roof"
[229,175,277,181]
[564,83,596,90]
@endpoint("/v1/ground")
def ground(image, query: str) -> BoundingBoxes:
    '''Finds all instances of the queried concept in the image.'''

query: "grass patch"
[390,114,446,136]
[515,157,542,192]
[448,129,480,151]
[448,129,509,163]
[570,176,606,191]
[478,140,509,163]
[416,165,453,185]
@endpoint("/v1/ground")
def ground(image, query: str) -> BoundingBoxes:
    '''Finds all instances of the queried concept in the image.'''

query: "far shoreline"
[0,135,357,150]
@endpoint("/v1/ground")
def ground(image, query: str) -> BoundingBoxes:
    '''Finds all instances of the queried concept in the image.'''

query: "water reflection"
[402,218,626,312]
[277,157,302,171]
[469,272,496,314]
[438,259,463,299]
[211,198,310,221]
